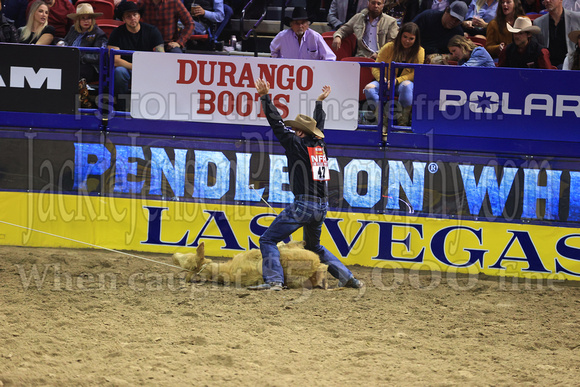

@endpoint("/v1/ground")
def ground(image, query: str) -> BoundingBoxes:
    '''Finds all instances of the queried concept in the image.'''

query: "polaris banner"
[0,44,79,114]
[412,65,580,142]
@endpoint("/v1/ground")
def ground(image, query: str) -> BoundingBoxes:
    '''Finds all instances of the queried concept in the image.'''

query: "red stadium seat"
[323,33,356,61]
[340,56,376,101]
[467,36,487,47]
[96,18,123,38]
[76,0,115,19]
[526,13,544,20]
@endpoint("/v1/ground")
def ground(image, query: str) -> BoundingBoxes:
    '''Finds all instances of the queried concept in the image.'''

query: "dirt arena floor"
[1,245,580,386]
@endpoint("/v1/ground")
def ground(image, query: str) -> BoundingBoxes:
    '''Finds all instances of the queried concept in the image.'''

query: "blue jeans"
[114,66,131,97]
[114,66,131,111]
[259,198,354,284]
[364,80,414,111]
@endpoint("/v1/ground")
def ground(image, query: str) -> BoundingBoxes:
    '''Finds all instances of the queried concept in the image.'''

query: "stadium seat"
[340,56,376,101]
[96,19,122,38]
[77,0,115,19]
[526,13,544,20]
[323,33,356,61]
[467,36,487,47]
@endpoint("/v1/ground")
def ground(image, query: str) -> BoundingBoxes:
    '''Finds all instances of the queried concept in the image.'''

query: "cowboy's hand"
[168,41,180,49]
[255,78,270,96]
[332,36,341,50]
[317,85,331,101]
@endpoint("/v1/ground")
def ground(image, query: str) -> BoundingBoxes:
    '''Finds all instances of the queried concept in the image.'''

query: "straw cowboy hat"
[506,17,541,34]
[285,114,324,138]
[569,30,580,44]
[284,7,312,27]
[67,3,103,19]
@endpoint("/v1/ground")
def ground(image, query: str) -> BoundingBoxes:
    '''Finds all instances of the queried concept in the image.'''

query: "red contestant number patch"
[308,146,329,181]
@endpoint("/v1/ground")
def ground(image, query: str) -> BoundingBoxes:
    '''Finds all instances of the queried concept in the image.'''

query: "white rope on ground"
[0,220,186,271]
[249,184,279,215]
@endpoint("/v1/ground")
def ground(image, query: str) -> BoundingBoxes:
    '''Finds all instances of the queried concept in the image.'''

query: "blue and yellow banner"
[1,191,579,281]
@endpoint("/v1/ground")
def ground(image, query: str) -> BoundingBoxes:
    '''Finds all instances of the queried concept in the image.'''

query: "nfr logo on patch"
[307,146,329,181]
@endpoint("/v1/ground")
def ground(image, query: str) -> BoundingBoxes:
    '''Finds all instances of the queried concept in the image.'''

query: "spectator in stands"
[63,3,107,83]
[327,0,369,30]
[564,0,580,11]
[1,0,19,42]
[3,0,27,28]
[563,29,580,68]
[383,0,408,22]
[462,0,498,34]
[448,34,496,64]
[426,0,452,11]
[138,0,193,53]
[364,22,424,126]
[521,0,543,13]
[26,0,74,38]
[403,0,451,24]
[498,16,553,67]
[270,7,336,60]
[412,1,467,56]
[485,0,525,58]
[332,0,398,59]
[184,0,233,42]
[533,0,580,68]
[18,0,53,44]
[108,1,164,110]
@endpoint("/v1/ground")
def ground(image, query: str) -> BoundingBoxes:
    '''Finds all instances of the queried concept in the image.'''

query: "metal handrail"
[239,0,269,40]
[75,46,402,145]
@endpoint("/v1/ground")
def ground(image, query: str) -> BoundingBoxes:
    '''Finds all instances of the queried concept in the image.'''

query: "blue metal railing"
[79,46,401,136]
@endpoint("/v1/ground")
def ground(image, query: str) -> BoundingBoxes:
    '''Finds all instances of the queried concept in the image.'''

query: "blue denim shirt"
[460,46,496,67]
[465,0,499,22]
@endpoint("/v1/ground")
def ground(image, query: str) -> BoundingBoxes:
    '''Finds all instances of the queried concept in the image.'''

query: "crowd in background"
[1,0,580,115]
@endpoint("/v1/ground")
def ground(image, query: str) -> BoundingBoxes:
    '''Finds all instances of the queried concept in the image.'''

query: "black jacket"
[261,95,329,199]
[0,13,19,43]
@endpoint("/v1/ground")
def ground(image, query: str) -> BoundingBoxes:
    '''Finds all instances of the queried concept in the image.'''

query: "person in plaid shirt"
[138,0,194,52]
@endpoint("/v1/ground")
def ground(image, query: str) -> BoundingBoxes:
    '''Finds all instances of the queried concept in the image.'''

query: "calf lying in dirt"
[172,241,328,289]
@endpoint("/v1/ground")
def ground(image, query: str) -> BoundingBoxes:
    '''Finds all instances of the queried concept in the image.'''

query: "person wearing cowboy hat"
[563,29,580,69]
[498,16,553,68]
[270,6,336,60]
[107,0,164,111]
[248,78,364,291]
[62,3,107,82]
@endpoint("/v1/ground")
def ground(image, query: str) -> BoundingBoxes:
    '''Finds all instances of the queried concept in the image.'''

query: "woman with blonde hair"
[485,0,525,57]
[448,34,495,66]
[363,22,425,127]
[18,0,54,44]
[63,3,107,82]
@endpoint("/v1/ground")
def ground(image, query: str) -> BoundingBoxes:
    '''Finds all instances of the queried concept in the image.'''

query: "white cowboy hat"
[506,17,541,34]
[284,114,324,138]
[67,3,103,19]
[569,30,580,44]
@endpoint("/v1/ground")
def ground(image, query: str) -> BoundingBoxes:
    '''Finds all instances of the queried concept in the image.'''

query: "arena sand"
[1,245,580,386]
